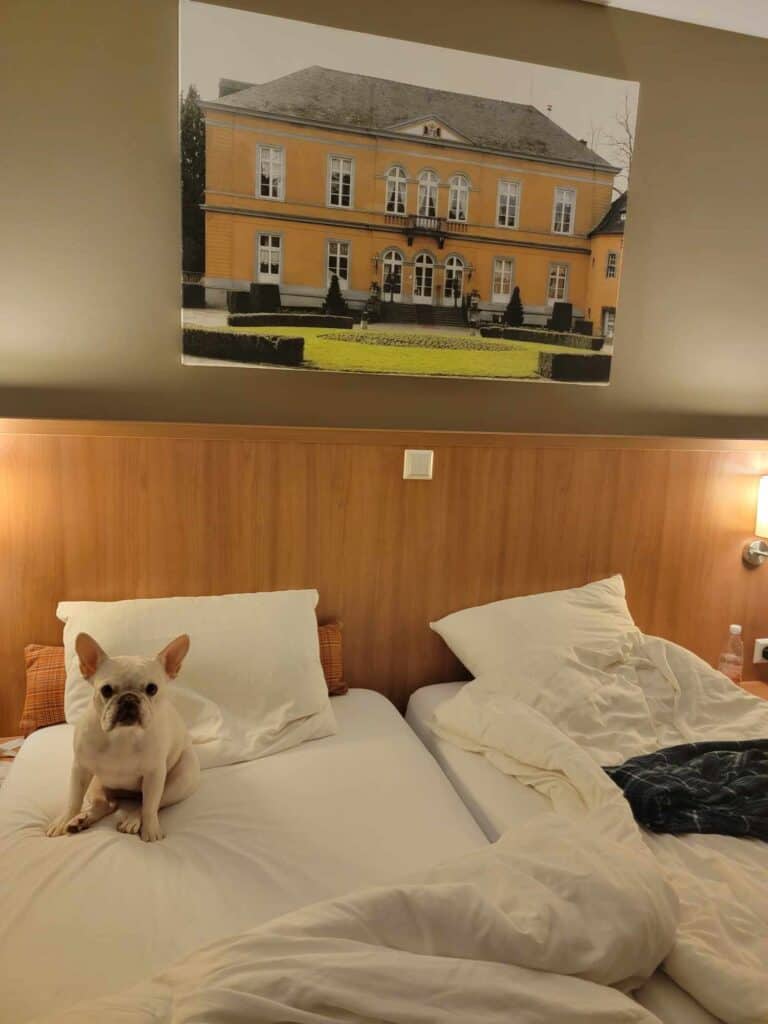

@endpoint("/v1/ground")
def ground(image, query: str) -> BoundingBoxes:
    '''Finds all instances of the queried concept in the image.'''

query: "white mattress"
[0,689,485,1023]
[406,683,723,1024]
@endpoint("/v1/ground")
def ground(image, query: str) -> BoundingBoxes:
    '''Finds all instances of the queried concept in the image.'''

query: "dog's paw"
[46,815,75,837]
[116,809,142,835]
[65,812,91,834]
[140,818,164,843]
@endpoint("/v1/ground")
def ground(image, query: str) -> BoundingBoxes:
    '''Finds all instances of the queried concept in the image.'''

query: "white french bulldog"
[47,632,200,843]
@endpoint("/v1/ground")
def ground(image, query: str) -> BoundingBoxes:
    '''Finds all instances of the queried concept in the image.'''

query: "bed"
[0,688,486,1023]
[406,682,727,1024]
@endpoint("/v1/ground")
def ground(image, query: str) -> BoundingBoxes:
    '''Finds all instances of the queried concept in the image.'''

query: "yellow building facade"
[584,192,626,339]
[202,67,621,326]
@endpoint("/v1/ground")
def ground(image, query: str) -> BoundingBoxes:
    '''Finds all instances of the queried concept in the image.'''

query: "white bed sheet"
[406,682,724,1024]
[0,689,485,1023]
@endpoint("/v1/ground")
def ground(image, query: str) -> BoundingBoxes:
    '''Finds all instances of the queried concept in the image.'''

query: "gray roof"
[210,66,616,172]
[589,191,627,236]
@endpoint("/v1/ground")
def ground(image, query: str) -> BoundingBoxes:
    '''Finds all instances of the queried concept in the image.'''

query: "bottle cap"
[729,624,742,635]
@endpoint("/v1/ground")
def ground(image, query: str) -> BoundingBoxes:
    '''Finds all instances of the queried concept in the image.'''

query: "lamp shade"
[757,476,768,539]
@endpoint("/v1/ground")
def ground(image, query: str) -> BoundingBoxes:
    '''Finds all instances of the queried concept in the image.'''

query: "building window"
[258,146,283,200]
[328,156,354,208]
[422,123,442,138]
[385,166,407,215]
[492,257,514,303]
[327,240,350,289]
[547,263,569,302]
[602,307,616,338]
[417,170,439,218]
[606,251,618,279]
[552,187,576,234]
[497,180,521,228]
[413,252,435,302]
[257,234,281,282]
[447,174,469,222]
[443,255,465,304]
[381,248,404,300]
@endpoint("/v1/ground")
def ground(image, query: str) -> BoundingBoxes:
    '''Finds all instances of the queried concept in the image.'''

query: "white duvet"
[432,634,768,1024]
[35,813,677,1024]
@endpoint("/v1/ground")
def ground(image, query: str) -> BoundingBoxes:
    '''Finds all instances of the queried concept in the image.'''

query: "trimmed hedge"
[480,326,596,351]
[183,329,304,367]
[538,352,611,382]
[182,284,206,309]
[226,291,251,314]
[228,313,355,329]
[249,283,282,313]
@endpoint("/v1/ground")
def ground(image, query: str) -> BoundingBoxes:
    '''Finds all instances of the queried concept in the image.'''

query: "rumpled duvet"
[35,813,675,1024]
[432,633,768,1024]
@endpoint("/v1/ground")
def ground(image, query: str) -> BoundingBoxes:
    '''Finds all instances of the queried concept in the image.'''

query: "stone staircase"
[379,302,466,329]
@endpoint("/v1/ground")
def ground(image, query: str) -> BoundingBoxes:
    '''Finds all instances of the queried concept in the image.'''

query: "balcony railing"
[384,213,469,248]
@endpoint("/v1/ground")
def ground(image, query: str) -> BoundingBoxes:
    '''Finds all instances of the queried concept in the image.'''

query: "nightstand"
[738,681,768,701]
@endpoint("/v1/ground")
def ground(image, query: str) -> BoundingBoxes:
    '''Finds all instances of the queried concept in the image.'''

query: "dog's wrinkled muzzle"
[115,694,141,726]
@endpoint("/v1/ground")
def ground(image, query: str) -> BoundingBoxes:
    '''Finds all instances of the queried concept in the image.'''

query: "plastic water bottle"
[717,624,743,683]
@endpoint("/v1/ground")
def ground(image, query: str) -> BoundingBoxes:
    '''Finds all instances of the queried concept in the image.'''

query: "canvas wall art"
[180,2,639,384]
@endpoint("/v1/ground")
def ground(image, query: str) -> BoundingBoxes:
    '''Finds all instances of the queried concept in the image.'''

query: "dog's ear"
[76,633,108,680]
[157,634,190,680]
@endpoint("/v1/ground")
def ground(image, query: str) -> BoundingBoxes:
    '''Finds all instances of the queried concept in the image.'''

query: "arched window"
[381,249,404,301]
[447,174,469,222]
[413,252,435,303]
[385,166,407,215]
[443,255,465,305]
[417,171,439,218]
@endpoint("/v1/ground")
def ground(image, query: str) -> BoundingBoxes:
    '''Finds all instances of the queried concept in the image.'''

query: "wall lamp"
[743,476,768,566]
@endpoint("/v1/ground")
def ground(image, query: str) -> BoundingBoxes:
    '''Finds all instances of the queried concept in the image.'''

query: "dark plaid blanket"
[604,740,768,840]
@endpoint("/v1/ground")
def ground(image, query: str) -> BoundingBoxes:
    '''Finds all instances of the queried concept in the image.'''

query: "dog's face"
[76,633,190,732]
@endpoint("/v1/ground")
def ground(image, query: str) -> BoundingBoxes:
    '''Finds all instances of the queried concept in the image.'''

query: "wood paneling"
[1,419,767,733]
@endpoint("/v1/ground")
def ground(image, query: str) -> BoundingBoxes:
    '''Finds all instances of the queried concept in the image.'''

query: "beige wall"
[2,0,767,436]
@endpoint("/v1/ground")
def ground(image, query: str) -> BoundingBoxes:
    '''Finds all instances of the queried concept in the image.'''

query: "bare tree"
[604,92,635,195]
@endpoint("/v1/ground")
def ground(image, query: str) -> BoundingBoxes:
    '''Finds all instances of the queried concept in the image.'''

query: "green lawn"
[189,323,599,380]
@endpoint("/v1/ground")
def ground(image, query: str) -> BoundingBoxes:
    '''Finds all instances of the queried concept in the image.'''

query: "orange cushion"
[317,621,347,696]
[20,645,67,736]
[20,621,347,735]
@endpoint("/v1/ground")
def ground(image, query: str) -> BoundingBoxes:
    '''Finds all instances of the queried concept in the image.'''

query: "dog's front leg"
[139,768,167,843]
[46,763,93,837]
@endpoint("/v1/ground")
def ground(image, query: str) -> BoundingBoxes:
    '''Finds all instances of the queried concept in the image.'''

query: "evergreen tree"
[324,274,348,315]
[504,286,524,327]
[180,85,206,274]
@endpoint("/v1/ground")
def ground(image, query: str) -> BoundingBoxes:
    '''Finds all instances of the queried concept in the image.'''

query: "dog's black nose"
[115,693,141,724]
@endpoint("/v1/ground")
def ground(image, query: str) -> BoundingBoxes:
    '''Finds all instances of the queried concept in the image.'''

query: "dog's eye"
[145,683,158,697]
[100,684,113,699]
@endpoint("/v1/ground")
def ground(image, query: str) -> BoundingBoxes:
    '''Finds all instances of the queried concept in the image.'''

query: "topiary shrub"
[323,275,349,316]
[504,286,524,327]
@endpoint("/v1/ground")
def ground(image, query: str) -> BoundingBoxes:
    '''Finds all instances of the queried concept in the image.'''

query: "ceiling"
[579,0,768,38]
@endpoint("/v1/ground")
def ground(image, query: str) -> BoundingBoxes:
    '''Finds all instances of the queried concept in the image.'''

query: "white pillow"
[430,576,639,679]
[58,590,335,768]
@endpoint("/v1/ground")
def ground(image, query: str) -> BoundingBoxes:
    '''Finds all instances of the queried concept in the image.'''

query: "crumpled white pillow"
[58,590,336,769]
[430,575,640,680]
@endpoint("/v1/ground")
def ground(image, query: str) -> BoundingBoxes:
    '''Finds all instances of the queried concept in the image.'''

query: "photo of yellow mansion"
[200,66,625,332]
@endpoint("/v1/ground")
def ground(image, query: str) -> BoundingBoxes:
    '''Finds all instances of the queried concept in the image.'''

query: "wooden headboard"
[1,418,767,733]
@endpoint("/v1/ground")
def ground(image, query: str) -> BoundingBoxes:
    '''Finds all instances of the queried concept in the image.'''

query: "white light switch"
[403,449,434,480]
[753,638,768,664]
